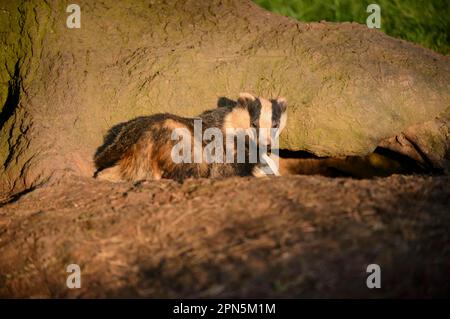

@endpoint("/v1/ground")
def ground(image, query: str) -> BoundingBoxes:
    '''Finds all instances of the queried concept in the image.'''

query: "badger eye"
[251,121,258,128]
[273,123,279,129]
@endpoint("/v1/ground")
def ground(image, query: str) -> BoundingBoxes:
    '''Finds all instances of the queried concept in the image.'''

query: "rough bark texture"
[1,0,449,199]
[1,0,450,298]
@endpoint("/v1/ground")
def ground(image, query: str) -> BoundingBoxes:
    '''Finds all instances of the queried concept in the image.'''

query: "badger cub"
[94,93,287,182]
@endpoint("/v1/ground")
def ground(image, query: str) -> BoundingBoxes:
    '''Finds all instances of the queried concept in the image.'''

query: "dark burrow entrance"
[278,147,442,179]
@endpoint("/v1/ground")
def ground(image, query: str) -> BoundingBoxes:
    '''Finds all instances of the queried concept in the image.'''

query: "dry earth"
[0,174,449,298]
[1,0,449,300]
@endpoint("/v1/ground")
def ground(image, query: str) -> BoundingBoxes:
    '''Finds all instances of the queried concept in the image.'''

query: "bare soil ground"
[0,174,449,298]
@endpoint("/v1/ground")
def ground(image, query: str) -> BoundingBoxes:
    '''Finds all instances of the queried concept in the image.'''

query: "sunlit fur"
[94,93,287,182]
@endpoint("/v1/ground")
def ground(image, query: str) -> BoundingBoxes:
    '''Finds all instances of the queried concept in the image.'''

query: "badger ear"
[237,92,256,106]
[277,97,287,112]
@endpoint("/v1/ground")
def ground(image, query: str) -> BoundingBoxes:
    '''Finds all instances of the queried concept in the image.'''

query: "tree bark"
[1,1,449,298]
[0,0,449,199]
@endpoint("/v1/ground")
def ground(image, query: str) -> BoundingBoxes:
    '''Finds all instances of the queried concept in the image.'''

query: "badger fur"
[93,93,287,182]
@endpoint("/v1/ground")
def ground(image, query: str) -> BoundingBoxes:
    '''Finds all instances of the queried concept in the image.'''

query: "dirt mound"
[1,174,449,298]
[1,0,449,299]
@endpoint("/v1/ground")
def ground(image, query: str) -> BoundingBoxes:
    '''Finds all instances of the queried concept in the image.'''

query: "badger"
[93,92,288,182]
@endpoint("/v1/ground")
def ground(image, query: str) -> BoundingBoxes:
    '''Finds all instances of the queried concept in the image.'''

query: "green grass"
[254,0,450,55]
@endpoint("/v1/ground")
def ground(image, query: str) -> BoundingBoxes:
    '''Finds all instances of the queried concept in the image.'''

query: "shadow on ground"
[0,174,449,298]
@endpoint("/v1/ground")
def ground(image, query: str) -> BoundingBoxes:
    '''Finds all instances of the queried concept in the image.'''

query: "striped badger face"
[237,92,288,148]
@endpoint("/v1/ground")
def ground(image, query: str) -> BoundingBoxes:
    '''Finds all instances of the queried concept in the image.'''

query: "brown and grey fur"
[94,93,287,182]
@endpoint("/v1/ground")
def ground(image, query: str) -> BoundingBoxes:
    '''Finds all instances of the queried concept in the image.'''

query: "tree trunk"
[1,0,449,298]
[1,0,449,200]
